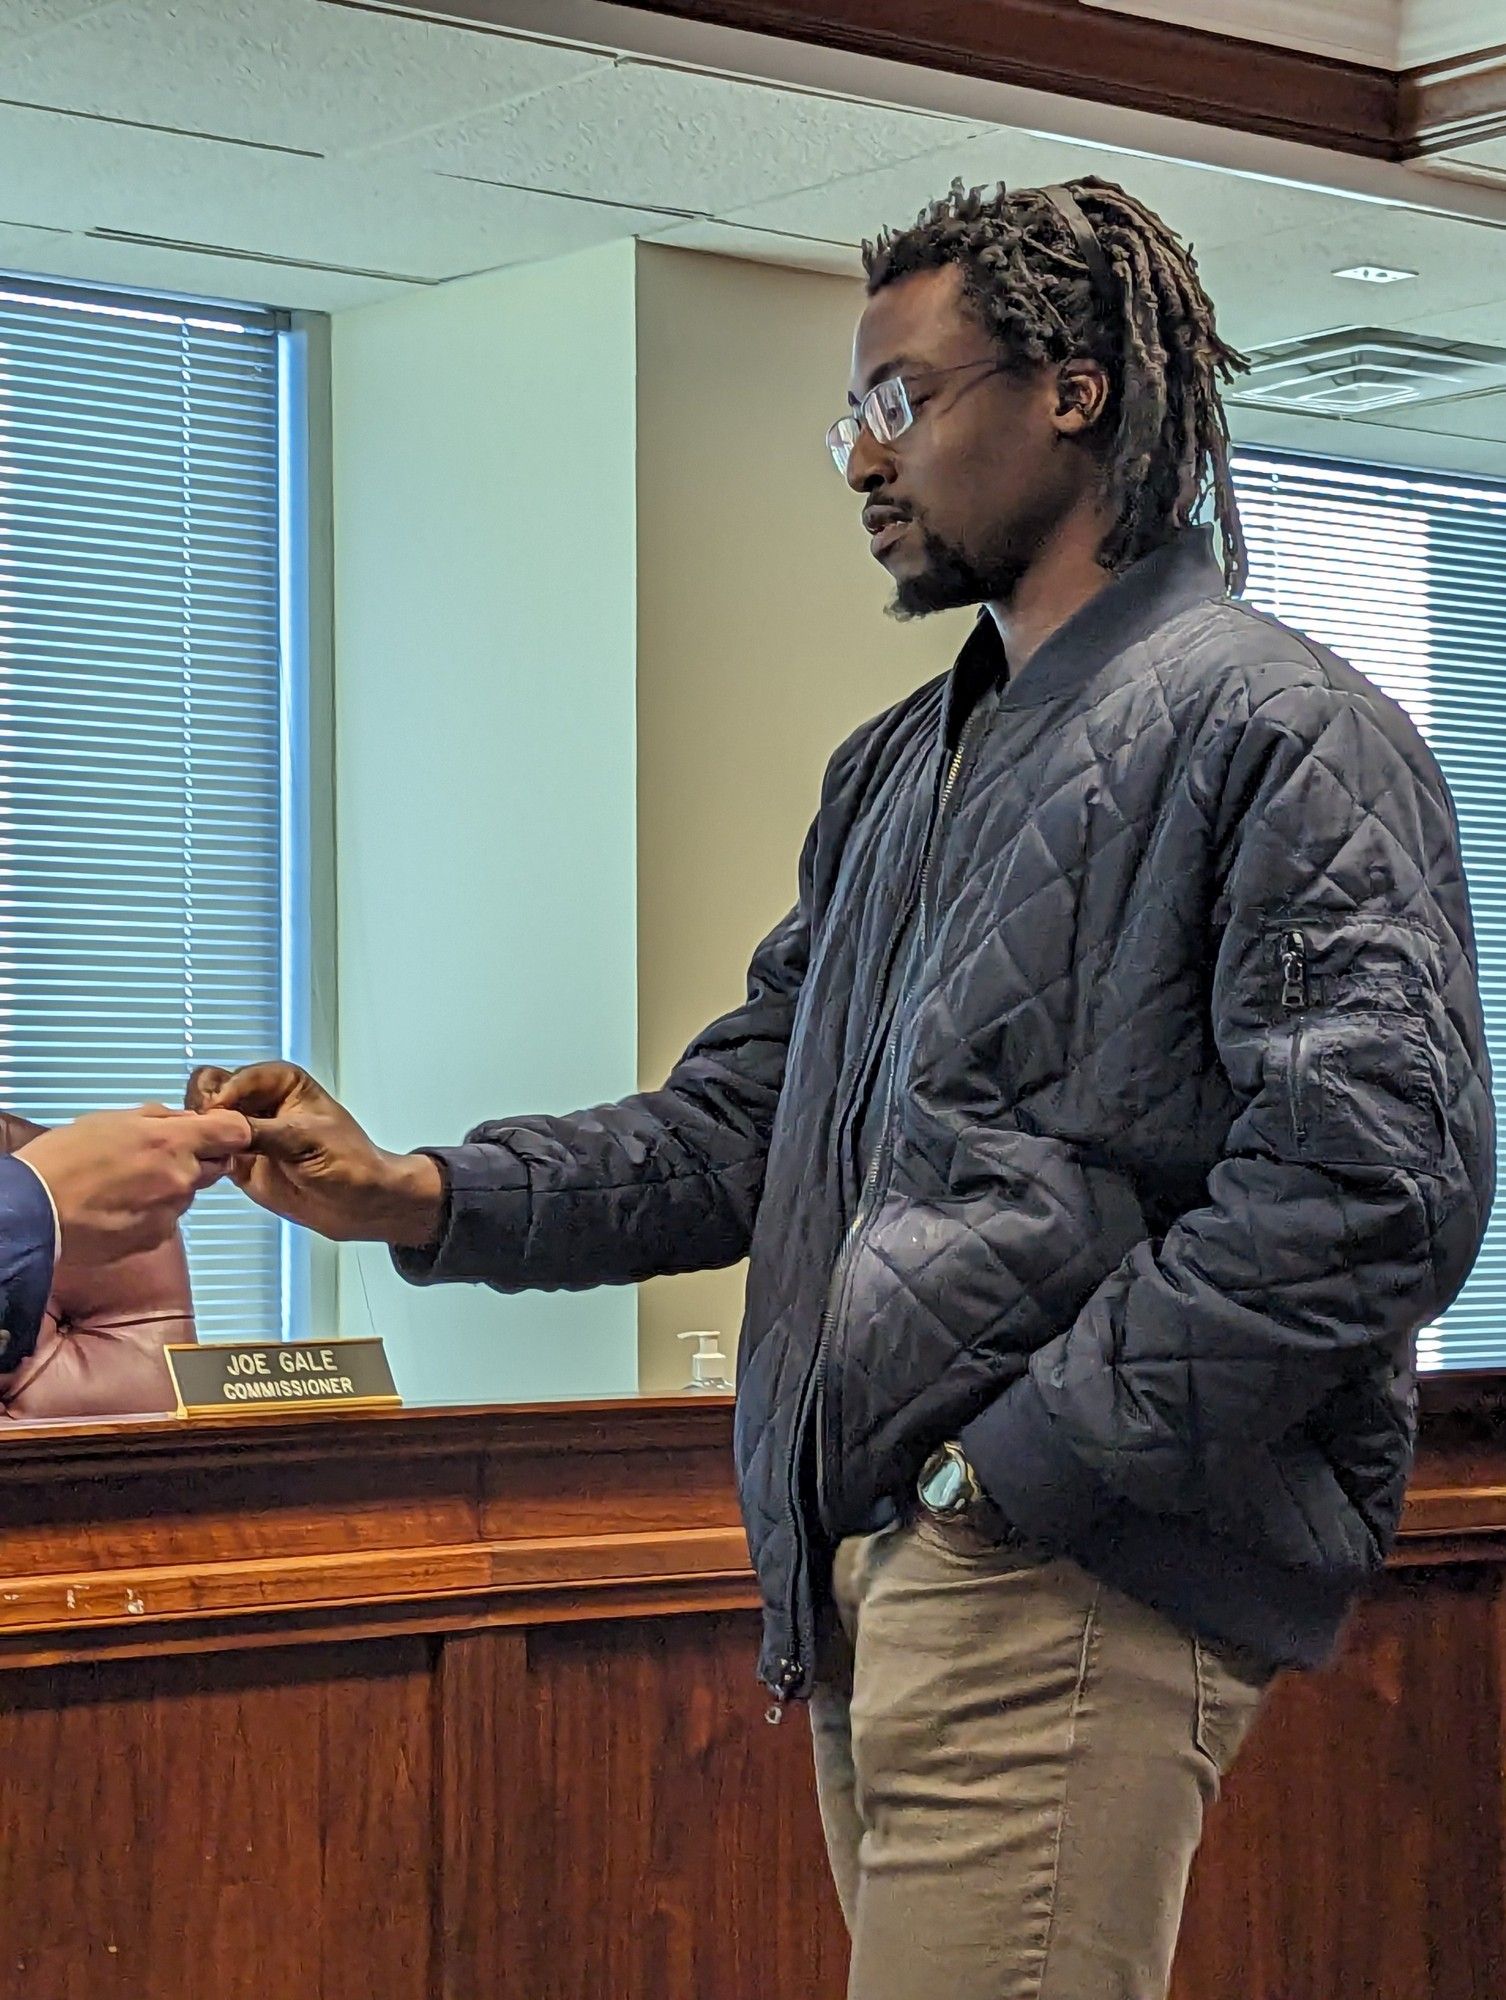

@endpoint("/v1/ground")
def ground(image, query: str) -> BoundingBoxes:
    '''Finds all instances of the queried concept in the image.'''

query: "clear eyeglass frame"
[826,358,1008,475]
[827,377,914,475]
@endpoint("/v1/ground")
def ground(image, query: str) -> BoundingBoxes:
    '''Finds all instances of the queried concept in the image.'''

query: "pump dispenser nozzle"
[678,1330,733,1393]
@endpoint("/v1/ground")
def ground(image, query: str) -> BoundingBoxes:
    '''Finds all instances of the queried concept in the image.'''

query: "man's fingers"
[242,1113,321,1164]
[201,1062,308,1119]
[185,1066,230,1112]
[185,1109,255,1157]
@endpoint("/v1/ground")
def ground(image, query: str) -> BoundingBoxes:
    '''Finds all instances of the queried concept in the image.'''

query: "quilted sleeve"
[961,682,1495,1535]
[393,819,817,1293]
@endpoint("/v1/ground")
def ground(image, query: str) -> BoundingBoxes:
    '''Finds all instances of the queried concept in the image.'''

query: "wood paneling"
[0,1394,1504,1999]
[0,1642,436,2000]
[1172,1566,1506,2000]
[435,1616,847,2000]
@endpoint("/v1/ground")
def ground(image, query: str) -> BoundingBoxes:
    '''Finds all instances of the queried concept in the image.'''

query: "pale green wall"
[329,240,640,1404]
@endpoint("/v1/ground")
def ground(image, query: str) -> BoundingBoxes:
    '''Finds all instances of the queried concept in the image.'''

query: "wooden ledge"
[1,1385,1502,1671]
[0,1391,737,1476]
[0,1394,751,1667]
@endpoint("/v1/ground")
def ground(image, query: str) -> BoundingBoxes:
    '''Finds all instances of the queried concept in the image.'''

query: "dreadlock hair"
[862,176,1249,592]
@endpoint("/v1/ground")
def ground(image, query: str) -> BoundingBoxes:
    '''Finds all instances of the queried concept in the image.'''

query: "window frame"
[279,309,338,1343]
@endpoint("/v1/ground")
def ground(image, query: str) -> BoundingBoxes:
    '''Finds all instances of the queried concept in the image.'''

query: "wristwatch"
[916,1440,984,1519]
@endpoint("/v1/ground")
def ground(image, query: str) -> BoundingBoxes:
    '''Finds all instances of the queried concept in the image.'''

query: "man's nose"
[844,422,894,494]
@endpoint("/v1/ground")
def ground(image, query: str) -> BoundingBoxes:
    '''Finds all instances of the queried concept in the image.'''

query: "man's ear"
[1053,359,1112,438]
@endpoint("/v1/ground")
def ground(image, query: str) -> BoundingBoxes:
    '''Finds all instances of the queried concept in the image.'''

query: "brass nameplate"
[167,1338,400,1417]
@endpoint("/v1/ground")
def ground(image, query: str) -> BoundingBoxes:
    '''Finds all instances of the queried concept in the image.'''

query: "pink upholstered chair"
[0,1110,196,1421]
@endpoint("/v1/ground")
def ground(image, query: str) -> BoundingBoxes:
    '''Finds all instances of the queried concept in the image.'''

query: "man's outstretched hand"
[18,1104,253,1264]
[185,1063,445,1248]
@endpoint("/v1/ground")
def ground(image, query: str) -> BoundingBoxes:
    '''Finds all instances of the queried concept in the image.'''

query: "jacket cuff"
[0,1153,58,1372]
[390,1143,530,1287]
[959,1367,1110,1548]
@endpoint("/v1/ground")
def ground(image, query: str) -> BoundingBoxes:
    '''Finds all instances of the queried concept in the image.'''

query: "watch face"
[921,1454,968,1513]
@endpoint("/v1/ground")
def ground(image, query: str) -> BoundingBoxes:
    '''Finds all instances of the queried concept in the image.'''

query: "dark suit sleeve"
[0,1153,58,1373]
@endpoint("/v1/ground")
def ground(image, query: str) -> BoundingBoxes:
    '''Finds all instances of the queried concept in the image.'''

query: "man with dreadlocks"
[192,178,1490,1999]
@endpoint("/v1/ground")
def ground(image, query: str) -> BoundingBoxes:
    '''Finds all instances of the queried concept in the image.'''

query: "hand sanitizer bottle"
[678,1330,733,1393]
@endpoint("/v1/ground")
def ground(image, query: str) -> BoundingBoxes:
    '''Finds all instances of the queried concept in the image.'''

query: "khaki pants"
[810,1513,1271,2000]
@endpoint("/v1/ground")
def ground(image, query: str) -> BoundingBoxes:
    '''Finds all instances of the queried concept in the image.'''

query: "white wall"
[329,240,640,1404]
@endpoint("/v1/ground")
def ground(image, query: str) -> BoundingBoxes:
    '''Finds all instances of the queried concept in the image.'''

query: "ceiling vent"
[1231,326,1506,416]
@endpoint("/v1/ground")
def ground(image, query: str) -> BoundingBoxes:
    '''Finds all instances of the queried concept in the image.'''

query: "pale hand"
[185,1063,444,1248]
[18,1105,253,1263]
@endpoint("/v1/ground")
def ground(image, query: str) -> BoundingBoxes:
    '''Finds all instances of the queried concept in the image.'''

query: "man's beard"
[887,522,1024,621]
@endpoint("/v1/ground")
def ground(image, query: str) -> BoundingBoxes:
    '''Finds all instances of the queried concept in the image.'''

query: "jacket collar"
[946,527,1227,726]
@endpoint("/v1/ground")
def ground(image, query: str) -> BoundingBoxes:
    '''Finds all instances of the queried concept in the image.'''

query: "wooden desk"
[0,1392,1501,1999]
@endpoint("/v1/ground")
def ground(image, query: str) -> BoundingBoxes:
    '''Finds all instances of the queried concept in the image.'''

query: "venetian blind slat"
[0,280,286,1343]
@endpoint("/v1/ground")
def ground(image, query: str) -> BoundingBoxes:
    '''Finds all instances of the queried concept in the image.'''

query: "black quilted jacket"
[399,530,1493,1702]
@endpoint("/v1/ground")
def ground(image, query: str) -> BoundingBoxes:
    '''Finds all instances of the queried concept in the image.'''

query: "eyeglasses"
[826,358,1007,475]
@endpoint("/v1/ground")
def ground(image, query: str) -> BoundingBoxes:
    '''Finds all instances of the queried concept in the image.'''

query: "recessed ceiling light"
[1333,264,1418,285]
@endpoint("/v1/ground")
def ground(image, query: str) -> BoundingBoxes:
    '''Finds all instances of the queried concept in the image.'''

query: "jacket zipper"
[1279,929,1309,1011]
[815,714,981,1507]
[814,1049,897,1531]
[917,713,983,947]
[766,712,983,1719]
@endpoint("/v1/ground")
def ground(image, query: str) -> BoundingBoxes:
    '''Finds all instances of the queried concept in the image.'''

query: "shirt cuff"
[0,1152,59,1371]
[12,1152,61,1261]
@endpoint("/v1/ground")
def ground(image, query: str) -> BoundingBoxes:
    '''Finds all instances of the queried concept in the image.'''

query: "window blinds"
[0,280,287,1343]
[1235,446,1506,1371]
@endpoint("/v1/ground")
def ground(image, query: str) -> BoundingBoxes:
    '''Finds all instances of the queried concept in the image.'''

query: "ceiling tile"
[1350,389,1506,445]
[721,131,1506,359]
[1389,298,1506,345]
[644,214,860,280]
[0,0,607,156]
[1230,400,1506,480]
[177,159,666,283]
[1446,137,1506,175]
[0,0,116,47]
[719,129,1364,263]
[1198,209,1506,355]
[0,212,72,268]
[712,133,1069,249]
[0,99,667,294]
[2,225,406,309]
[369,60,974,216]
[1238,205,1506,317]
